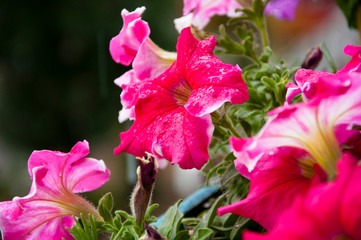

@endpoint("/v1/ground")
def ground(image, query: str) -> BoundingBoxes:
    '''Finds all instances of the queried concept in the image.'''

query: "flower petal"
[218,148,319,231]
[114,82,214,169]
[242,153,361,240]
[109,7,150,66]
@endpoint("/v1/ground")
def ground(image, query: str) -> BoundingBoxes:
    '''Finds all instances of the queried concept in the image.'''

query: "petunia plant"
[2,0,361,239]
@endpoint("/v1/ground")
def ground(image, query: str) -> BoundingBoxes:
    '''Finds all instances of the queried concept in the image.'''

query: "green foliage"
[66,214,100,240]
[69,192,159,240]
[158,200,184,239]
[199,9,299,239]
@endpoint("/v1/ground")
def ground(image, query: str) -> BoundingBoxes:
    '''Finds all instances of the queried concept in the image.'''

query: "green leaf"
[191,228,213,240]
[68,215,99,240]
[205,194,227,228]
[113,215,123,229]
[174,230,191,240]
[230,217,250,240]
[247,88,263,105]
[260,76,277,91]
[144,203,159,222]
[99,204,113,223]
[115,210,133,220]
[158,200,184,239]
[98,193,114,223]
[99,192,114,212]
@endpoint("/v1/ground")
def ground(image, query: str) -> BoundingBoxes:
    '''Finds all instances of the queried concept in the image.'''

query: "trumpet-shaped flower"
[114,27,249,170]
[243,153,361,240]
[110,7,177,122]
[0,140,110,240]
[217,147,326,231]
[109,7,150,66]
[232,72,361,178]
[286,45,361,103]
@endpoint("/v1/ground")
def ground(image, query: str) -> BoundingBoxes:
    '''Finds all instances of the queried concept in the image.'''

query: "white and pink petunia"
[109,7,150,66]
[217,147,327,230]
[231,71,361,177]
[0,140,110,240]
[110,7,177,123]
[114,27,249,170]
[242,153,361,240]
[286,45,361,103]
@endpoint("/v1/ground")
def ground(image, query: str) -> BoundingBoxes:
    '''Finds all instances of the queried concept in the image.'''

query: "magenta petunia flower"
[0,140,110,240]
[110,7,177,123]
[217,147,326,231]
[231,72,361,178]
[114,27,249,170]
[109,7,150,66]
[286,45,361,103]
[264,0,300,21]
[243,153,361,240]
[114,70,142,122]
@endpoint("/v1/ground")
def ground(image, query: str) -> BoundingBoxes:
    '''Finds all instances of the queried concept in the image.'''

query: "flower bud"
[143,221,165,240]
[301,46,323,70]
[131,153,158,226]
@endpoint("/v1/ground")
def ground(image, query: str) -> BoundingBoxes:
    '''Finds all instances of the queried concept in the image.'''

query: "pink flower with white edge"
[114,27,249,170]
[231,72,361,178]
[111,7,177,123]
[114,70,142,122]
[109,7,150,66]
[114,44,177,123]
[243,153,361,240]
[218,147,326,231]
[174,0,243,32]
[286,45,361,103]
[0,140,110,240]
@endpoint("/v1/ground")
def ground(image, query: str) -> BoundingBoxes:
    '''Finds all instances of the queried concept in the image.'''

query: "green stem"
[258,17,269,47]
[212,110,247,138]
[224,113,245,138]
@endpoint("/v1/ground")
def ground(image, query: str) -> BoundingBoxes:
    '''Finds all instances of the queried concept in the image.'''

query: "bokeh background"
[0,0,359,218]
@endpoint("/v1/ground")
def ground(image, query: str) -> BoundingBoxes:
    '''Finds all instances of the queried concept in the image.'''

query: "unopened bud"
[131,153,158,226]
[143,222,165,240]
[138,154,158,188]
[301,46,323,70]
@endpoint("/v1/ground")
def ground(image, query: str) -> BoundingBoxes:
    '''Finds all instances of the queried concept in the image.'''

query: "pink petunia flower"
[243,153,361,240]
[110,7,177,122]
[109,7,150,66]
[0,140,110,240]
[231,72,361,178]
[286,45,361,103]
[114,27,249,170]
[217,147,326,231]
